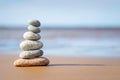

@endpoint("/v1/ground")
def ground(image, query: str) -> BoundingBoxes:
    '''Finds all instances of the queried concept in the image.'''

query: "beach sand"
[0,54,120,80]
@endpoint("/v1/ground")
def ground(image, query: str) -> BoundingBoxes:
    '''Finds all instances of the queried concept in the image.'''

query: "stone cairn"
[14,19,49,67]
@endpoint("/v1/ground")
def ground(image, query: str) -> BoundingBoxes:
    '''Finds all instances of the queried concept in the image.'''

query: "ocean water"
[43,38,120,57]
[0,28,120,58]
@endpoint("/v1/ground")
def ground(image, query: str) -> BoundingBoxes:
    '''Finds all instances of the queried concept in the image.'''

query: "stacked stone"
[14,19,49,67]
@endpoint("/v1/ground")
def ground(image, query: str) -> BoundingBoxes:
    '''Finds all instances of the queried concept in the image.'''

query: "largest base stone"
[13,57,49,67]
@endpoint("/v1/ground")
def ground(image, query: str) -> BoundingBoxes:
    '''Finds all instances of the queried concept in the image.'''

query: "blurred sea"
[0,28,120,58]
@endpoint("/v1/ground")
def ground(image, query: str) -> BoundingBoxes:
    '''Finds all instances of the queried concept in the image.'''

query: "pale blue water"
[0,38,120,58]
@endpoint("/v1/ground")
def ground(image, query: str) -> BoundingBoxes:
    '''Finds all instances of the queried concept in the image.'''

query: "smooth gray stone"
[28,19,41,27]
[20,40,43,51]
[28,25,41,33]
[23,31,41,41]
[19,50,43,59]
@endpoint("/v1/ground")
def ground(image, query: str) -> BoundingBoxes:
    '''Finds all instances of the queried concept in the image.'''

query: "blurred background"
[0,0,120,57]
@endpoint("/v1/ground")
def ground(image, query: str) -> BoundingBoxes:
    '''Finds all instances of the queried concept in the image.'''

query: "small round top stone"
[28,19,41,27]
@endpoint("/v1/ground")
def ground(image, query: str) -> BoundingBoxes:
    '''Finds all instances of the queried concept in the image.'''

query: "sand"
[0,54,120,80]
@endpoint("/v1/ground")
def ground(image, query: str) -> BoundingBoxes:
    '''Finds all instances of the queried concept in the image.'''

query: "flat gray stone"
[19,50,43,59]
[23,31,41,41]
[28,19,41,27]
[28,25,41,33]
[20,40,43,51]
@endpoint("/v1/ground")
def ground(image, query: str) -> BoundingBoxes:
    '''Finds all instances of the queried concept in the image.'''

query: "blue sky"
[0,0,120,28]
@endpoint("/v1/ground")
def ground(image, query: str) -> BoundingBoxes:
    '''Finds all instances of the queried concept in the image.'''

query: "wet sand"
[0,54,120,80]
